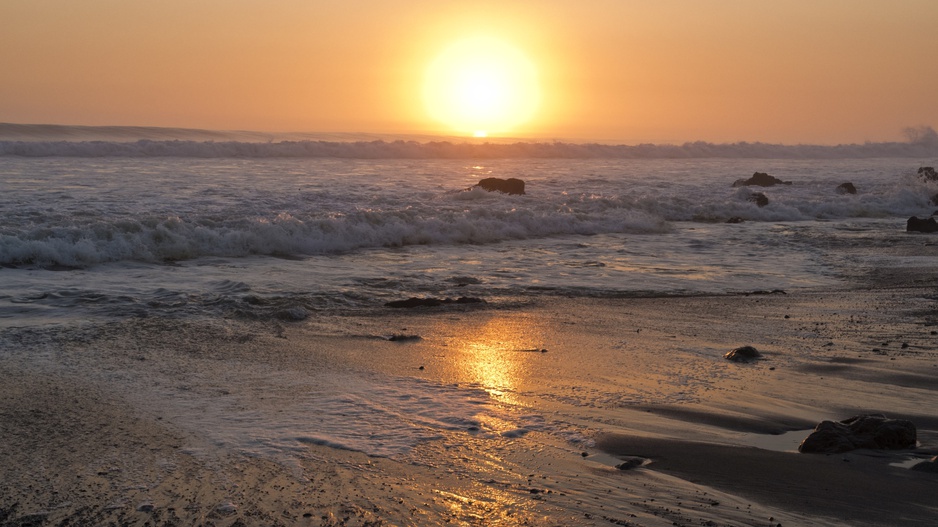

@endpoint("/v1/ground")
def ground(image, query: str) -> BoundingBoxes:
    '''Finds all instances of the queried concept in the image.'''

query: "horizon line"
[1,122,936,149]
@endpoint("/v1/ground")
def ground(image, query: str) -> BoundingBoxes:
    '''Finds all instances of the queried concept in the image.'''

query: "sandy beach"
[5,0,938,524]
[3,268,938,527]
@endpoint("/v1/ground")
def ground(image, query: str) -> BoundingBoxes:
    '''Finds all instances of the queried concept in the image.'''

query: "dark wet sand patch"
[633,404,817,435]
[795,361,938,391]
[596,434,938,526]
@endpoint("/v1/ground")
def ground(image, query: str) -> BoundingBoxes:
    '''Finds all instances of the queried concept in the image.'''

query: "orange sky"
[2,1,937,144]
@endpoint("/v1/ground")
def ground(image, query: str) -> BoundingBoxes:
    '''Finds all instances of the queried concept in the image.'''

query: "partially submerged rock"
[384,296,484,308]
[907,216,938,233]
[836,182,857,194]
[918,166,938,182]
[798,414,917,454]
[748,192,769,207]
[732,172,792,187]
[475,177,525,195]
[724,345,762,362]
[726,216,745,224]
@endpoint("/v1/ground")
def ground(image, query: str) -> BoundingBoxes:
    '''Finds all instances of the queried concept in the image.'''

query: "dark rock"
[836,182,857,194]
[724,345,762,362]
[385,297,443,308]
[452,296,484,305]
[907,216,938,233]
[387,334,422,342]
[910,456,938,473]
[726,216,745,224]
[918,166,938,182]
[385,296,484,308]
[931,194,938,206]
[614,457,645,470]
[475,177,525,195]
[732,172,792,187]
[798,414,917,454]
[748,192,769,207]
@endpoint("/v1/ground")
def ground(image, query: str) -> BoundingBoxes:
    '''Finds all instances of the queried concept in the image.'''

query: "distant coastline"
[2,122,937,159]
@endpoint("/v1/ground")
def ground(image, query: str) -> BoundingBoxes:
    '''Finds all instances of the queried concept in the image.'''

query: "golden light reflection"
[443,314,546,406]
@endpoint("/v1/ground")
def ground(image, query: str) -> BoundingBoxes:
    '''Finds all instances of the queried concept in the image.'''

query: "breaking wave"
[0,207,670,268]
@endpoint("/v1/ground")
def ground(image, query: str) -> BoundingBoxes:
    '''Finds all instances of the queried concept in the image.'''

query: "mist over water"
[3,123,937,159]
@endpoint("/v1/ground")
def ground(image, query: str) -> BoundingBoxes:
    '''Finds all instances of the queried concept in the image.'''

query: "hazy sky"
[2,1,937,144]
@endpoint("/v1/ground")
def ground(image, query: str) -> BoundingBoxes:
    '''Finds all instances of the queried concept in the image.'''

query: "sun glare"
[423,36,540,137]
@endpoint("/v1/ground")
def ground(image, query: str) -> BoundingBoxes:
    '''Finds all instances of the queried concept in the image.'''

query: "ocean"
[2,126,938,463]
[3,137,937,325]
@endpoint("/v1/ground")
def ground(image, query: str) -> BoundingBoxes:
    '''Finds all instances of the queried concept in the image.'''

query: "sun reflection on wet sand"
[440,314,547,407]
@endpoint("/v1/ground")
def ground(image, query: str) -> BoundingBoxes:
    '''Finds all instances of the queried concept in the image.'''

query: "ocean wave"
[4,171,937,268]
[2,124,937,159]
[0,206,671,267]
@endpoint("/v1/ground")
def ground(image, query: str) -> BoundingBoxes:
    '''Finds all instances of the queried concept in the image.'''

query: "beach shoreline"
[2,278,938,526]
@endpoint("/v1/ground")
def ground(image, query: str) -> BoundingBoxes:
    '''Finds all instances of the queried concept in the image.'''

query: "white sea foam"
[2,156,937,325]
[125,365,524,460]
[2,156,936,268]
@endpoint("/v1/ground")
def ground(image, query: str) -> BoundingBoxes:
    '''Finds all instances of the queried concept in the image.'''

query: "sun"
[423,36,540,137]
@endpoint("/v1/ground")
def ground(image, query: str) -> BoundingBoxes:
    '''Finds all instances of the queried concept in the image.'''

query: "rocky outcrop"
[798,414,917,454]
[748,192,769,207]
[907,216,938,233]
[724,345,762,362]
[836,182,857,194]
[475,177,525,195]
[726,216,745,224]
[732,172,792,187]
[918,166,938,182]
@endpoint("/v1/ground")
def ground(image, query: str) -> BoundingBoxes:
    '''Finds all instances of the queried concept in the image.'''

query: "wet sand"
[2,278,938,526]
